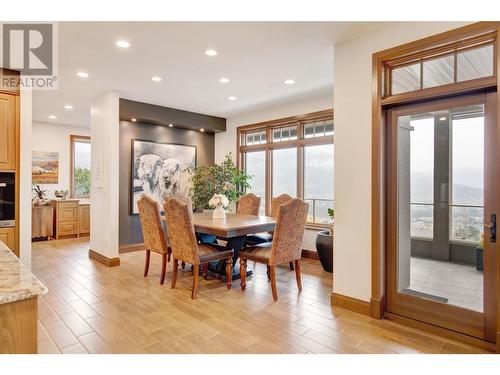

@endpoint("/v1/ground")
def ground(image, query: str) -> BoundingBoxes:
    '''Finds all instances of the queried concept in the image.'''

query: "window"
[450,111,484,242]
[238,109,333,225]
[272,148,297,197]
[304,144,334,224]
[70,135,91,198]
[245,151,265,215]
[387,39,495,97]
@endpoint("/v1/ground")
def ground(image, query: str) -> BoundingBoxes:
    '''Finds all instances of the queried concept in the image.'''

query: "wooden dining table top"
[162,212,276,238]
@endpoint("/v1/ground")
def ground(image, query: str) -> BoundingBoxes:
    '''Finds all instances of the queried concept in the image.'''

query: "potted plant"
[32,185,50,206]
[190,153,251,211]
[316,208,334,273]
[476,234,484,271]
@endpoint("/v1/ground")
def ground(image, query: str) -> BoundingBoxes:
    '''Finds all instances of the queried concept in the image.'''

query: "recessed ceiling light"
[64,105,73,110]
[200,128,205,132]
[219,78,230,83]
[115,40,130,48]
[439,116,447,121]
[284,79,295,85]
[228,96,237,101]
[152,76,162,82]
[205,49,217,56]
[48,115,57,119]
[77,71,89,78]
[131,118,137,122]
[168,123,173,127]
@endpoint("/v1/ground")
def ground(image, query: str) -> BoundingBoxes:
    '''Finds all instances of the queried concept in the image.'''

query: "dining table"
[162,212,276,280]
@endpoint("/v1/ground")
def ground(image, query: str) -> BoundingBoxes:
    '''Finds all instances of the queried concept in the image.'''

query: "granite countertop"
[0,241,47,305]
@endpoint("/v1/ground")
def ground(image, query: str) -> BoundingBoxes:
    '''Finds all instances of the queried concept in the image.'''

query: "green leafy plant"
[189,153,252,210]
[328,208,334,220]
[74,167,91,196]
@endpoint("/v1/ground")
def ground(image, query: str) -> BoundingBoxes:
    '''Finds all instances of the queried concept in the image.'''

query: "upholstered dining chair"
[137,196,172,284]
[163,197,235,299]
[246,194,294,270]
[239,198,309,301]
[236,193,261,215]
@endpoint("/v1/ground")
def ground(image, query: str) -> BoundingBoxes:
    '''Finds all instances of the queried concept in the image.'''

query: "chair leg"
[144,250,151,277]
[239,259,247,290]
[269,265,278,301]
[226,258,233,289]
[266,265,271,282]
[289,261,294,271]
[171,259,178,289]
[202,263,209,280]
[181,261,186,270]
[160,253,167,285]
[294,259,302,292]
[191,264,199,299]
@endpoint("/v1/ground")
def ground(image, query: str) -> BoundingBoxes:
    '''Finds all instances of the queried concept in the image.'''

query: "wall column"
[89,91,120,266]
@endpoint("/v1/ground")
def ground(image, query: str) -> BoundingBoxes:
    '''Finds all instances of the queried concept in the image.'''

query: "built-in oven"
[0,172,15,228]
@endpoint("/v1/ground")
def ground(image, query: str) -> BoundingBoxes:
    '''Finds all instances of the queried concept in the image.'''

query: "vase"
[212,205,226,219]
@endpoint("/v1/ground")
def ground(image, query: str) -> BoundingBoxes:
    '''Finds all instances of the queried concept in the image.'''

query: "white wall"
[333,22,471,302]
[90,91,120,260]
[216,89,334,252]
[19,87,32,267]
[32,122,90,196]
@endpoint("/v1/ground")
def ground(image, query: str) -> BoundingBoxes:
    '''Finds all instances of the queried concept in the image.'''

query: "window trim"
[70,134,91,198]
[237,109,333,226]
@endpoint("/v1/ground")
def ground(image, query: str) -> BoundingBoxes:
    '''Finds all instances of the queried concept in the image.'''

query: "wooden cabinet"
[0,227,16,254]
[79,204,90,236]
[52,200,79,240]
[0,93,17,171]
[32,206,54,239]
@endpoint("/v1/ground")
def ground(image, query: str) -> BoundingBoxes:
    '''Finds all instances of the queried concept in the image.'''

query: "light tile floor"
[409,257,483,312]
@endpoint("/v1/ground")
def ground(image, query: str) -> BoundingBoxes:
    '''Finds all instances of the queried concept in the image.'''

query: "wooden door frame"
[371,22,500,350]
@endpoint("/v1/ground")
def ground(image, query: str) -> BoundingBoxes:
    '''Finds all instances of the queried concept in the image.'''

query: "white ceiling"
[33,22,392,128]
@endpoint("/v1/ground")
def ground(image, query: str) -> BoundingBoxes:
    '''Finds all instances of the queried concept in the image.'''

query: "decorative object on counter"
[190,153,251,211]
[32,151,59,184]
[131,139,196,215]
[32,185,50,206]
[316,208,334,273]
[54,190,69,200]
[209,194,229,219]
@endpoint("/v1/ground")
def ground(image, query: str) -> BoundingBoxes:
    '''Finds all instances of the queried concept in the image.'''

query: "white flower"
[209,194,229,208]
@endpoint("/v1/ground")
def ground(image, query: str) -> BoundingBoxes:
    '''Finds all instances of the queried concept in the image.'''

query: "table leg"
[207,235,252,281]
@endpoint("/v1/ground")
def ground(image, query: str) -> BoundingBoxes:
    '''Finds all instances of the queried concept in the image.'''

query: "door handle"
[485,214,496,243]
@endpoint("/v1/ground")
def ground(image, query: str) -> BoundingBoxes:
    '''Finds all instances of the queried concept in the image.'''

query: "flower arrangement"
[209,193,229,219]
[209,194,229,209]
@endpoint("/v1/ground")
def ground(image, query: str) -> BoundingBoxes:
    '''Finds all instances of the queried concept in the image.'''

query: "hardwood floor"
[31,238,490,354]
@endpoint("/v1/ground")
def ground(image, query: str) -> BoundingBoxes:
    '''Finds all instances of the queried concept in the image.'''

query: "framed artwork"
[131,139,196,215]
[32,151,59,184]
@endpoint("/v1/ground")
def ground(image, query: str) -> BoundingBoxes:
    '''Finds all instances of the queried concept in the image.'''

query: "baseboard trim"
[119,243,145,254]
[330,292,371,316]
[370,297,386,319]
[89,249,120,267]
[301,249,319,260]
[385,312,496,353]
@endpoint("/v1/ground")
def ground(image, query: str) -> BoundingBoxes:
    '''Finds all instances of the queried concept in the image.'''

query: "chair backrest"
[168,193,193,215]
[137,196,169,254]
[270,198,309,265]
[163,197,200,264]
[236,193,261,215]
[271,194,293,218]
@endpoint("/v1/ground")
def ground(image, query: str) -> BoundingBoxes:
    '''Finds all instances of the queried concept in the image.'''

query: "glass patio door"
[386,92,498,341]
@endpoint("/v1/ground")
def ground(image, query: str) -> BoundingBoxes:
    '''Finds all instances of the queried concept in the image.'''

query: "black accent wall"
[118,101,220,246]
